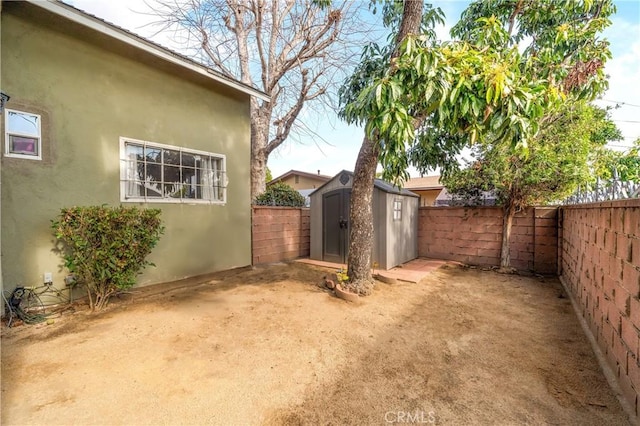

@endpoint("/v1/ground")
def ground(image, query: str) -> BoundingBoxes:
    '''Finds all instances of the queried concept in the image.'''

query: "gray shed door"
[322,188,350,264]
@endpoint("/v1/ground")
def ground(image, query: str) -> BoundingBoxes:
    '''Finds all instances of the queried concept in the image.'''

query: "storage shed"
[309,170,419,270]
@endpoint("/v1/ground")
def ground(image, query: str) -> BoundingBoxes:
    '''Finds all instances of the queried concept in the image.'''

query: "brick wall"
[252,206,310,265]
[560,199,640,416]
[418,206,558,274]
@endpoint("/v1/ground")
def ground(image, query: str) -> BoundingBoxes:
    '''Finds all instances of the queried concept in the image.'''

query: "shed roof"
[311,170,418,197]
[22,0,269,102]
[373,177,419,197]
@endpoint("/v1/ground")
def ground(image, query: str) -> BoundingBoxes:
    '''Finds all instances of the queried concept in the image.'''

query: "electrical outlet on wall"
[44,272,53,284]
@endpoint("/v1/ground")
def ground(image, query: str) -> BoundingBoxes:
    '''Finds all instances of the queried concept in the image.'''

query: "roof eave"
[270,169,331,184]
[405,186,444,191]
[309,170,419,198]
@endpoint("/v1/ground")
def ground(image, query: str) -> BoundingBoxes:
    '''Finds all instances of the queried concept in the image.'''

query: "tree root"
[334,284,360,302]
[343,278,375,296]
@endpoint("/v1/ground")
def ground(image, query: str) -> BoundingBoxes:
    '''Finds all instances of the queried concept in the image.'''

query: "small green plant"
[336,269,349,284]
[52,206,164,310]
[254,182,306,207]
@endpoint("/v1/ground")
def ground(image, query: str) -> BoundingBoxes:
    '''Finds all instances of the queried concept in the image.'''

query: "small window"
[4,109,42,160]
[393,199,402,221]
[120,138,227,204]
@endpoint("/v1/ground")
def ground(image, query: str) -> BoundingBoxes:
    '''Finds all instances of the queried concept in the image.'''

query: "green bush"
[52,206,164,310]
[254,182,306,207]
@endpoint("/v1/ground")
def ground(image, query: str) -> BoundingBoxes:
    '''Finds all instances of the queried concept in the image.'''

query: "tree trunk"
[393,0,424,57]
[345,135,379,295]
[499,201,516,273]
[346,0,424,295]
[250,103,270,198]
[250,136,268,199]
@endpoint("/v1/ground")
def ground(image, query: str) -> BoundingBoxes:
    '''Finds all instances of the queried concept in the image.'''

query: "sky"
[68,0,640,180]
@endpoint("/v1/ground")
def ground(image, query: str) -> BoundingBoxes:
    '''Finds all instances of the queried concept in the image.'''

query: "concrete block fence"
[559,199,640,417]
[417,206,558,274]
[252,205,558,275]
[251,206,310,265]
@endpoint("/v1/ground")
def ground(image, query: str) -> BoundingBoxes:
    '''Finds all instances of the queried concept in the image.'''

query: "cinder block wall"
[560,199,640,416]
[252,206,310,265]
[418,206,558,274]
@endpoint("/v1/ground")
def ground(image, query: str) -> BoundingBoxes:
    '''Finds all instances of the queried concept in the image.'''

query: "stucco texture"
[1,4,252,292]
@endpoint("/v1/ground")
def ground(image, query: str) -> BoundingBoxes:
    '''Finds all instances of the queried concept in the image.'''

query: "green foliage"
[52,206,164,310]
[443,103,620,208]
[336,268,349,283]
[339,0,615,186]
[375,1,445,41]
[342,36,558,183]
[593,140,640,183]
[589,106,623,145]
[265,166,274,183]
[254,182,306,207]
[340,0,615,272]
[452,0,614,99]
[311,0,332,7]
[339,3,447,185]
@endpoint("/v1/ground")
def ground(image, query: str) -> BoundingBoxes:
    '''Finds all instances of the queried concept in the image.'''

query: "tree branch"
[252,0,269,89]
[227,0,254,86]
[199,29,235,77]
[270,7,341,92]
[266,68,322,155]
[507,0,523,39]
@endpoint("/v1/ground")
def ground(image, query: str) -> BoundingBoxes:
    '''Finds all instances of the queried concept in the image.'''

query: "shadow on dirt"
[263,266,630,426]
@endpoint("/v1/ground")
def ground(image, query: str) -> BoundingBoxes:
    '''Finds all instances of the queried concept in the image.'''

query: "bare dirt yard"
[0,261,631,425]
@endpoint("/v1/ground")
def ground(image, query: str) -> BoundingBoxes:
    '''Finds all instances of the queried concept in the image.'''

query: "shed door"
[322,188,350,264]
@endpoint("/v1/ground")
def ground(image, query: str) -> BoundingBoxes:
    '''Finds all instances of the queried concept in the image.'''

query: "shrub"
[254,182,306,207]
[52,206,164,310]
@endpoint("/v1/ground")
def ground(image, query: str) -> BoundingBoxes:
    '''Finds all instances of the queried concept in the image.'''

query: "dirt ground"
[0,262,631,425]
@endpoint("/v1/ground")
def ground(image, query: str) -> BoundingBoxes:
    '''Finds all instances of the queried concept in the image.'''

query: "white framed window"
[393,199,402,221]
[4,109,42,160]
[119,137,227,204]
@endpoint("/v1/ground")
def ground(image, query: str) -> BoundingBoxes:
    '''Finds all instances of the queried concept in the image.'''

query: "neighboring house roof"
[311,170,419,198]
[404,175,443,190]
[29,0,269,102]
[268,169,332,185]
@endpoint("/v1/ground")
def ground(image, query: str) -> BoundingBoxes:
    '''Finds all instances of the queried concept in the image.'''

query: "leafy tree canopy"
[443,103,621,208]
[340,0,615,185]
[593,139,640,183]
[340,0,616,275]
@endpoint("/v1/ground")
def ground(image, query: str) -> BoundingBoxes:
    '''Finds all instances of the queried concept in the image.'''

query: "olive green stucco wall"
[1,4,252,292]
